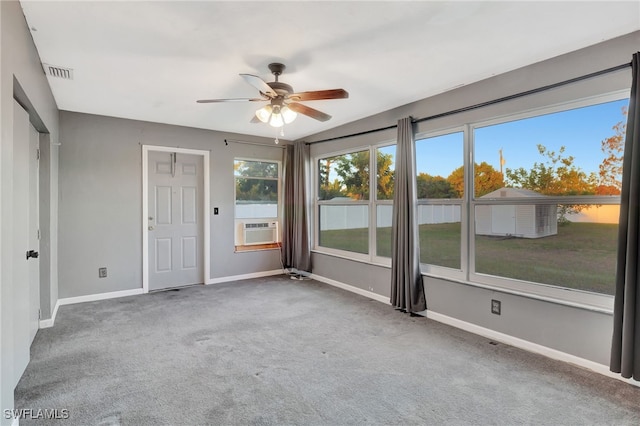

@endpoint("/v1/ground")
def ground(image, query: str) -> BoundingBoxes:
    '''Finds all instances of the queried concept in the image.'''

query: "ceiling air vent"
[43,63,73,80]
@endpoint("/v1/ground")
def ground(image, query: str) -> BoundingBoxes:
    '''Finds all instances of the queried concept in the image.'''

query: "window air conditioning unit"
[243,221,278,245]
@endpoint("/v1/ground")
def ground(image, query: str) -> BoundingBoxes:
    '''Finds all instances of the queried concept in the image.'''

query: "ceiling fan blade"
[240,74,277,98]
[288,89,349,101]
[287,102,332,122]
[196,97,266,103]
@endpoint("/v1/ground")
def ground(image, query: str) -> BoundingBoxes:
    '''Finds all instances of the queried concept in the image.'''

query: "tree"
[475,162,506,197]
[506,145,597,196]
[598,106,626,194]
[319,150,393,200]
[505,144,597,222]
[235,160,278,202]
[376,151,395,200]
[416,173,457,199]
[447,162,504,198]
[319,157,346,200]
[335,151,370,200]
[319,179,345,200]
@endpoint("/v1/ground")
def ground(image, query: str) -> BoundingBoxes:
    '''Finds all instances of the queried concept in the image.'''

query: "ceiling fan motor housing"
[267,81,293,96]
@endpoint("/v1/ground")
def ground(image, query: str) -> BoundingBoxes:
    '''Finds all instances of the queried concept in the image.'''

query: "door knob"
[26,250,39,260]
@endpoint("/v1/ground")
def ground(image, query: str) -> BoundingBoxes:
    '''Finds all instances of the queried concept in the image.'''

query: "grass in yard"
[320,222,617,295]
[419,223,461,269]
[475,222,617,295]
[319,228,368,254]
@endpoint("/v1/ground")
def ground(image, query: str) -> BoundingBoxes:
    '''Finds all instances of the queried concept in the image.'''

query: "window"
[312,91,628,309]
[234,159,280,248]
[317,150,370,255]
[416,131,464,271]
[472,98,628,296]
[376,145,395,258]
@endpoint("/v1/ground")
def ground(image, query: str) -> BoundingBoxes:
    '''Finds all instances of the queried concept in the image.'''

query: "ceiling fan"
[197,63,348,128]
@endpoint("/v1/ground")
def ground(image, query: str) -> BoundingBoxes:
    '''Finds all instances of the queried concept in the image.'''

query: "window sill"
[235,242,281,253]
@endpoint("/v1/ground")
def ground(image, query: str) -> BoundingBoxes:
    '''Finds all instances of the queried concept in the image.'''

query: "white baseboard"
[309,274,390,304]
[39,288,144,328]
[58,288,144,306]
[206,269,283,285]
[310,273,639,388]
[40,297,61,328]
[38,271,285,328]
[424,310,638,387]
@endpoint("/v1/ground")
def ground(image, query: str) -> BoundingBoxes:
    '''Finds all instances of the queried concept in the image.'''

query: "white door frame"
[142,145,210,293]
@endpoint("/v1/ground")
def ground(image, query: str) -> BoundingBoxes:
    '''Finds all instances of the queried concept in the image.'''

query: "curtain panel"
[611,52,640,380]
[281,141,311,273]
[390,117,426,313]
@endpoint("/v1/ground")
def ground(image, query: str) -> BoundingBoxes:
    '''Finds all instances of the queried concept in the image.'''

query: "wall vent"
[43,63,73,80]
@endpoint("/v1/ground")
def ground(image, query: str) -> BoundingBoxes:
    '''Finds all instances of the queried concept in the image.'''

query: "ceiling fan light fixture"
[269,112,284,128]
[281,106,297,124]
[255,105,272,123]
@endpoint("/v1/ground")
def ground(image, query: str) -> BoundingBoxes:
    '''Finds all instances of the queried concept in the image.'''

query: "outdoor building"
[476,188,557,238]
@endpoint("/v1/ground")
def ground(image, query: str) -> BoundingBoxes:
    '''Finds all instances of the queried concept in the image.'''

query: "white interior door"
[28,124,40,344]
[148,151,203,291]
[12,101,31,386]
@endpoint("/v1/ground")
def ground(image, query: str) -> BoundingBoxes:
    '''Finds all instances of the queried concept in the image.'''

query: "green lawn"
[320,222,618,295]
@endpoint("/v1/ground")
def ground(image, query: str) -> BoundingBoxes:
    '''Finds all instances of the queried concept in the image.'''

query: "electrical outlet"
[98,267,107,278]
[491,299,501,315]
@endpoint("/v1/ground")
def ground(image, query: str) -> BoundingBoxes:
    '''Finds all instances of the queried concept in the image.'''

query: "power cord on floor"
[279,242,311,280]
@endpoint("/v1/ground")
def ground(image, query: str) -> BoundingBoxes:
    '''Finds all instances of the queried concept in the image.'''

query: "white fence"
[320,204,461,230]
[237,203,617,232]
[236,203,278,219]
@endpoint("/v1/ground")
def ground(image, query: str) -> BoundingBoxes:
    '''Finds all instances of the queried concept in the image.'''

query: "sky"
[415,98,629,179]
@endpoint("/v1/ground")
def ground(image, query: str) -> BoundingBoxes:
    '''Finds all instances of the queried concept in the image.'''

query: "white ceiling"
[19,1,640,141]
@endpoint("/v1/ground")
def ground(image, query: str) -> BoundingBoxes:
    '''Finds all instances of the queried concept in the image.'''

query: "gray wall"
[0,1,60,424]
[58,112,286,298]
[307,31,640,366]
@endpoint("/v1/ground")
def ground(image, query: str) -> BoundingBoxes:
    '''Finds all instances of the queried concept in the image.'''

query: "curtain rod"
[224,138,286,149]
[305,61,631,145]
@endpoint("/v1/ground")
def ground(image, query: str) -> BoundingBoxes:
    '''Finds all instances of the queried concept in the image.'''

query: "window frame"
[313,139,397,265]
[414,126,467,281]
[373,142,397,266]
[466,91,628,311]
[233,157,282,248]
[311,89,628,312]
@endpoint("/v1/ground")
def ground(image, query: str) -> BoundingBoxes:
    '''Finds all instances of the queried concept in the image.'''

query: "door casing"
[142,145,210,293]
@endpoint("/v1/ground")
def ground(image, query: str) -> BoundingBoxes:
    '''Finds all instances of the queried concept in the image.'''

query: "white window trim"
[466,93,628,311]
[314,141,397,264]
[373,142,396,265]
[233,158,282,246]
[415,126,467,281]
[311,90,628,312]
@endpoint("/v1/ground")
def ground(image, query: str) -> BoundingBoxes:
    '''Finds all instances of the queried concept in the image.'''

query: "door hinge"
[37,229,41,240]
[38,309,41,320]
[36,148,40,160]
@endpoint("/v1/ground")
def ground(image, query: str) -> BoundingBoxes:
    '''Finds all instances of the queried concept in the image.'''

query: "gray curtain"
[281,141,311,272]
[391,117,426,312]
[611,52,640,379]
